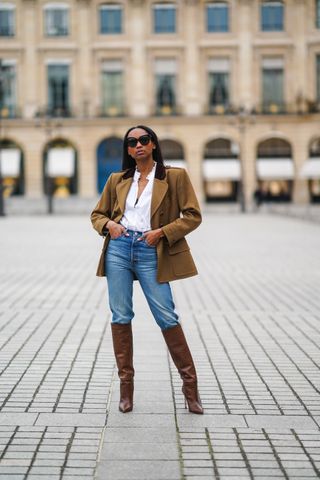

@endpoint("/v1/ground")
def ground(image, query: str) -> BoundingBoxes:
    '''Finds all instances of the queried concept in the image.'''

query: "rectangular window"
[0,4,15,36]
[261,1,284,31]
[317,0,320,28]
[0,62,16,117]
[262,58,284,111]
[99,5,122,34]
[155,59,176,114]
[153,4,176,33]
[44,6,69,36]
[317,55,320,102]
[101,60,124,116]
[206,2,229,32]
[47,64,70,116]
[208,59,230,112]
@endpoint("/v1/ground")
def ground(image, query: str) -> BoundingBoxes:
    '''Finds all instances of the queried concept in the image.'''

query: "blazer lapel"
[116,177,133,214]
[151,178,168,220]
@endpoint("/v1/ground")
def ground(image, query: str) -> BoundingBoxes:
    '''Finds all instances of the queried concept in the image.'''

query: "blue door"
[97,137,122,193]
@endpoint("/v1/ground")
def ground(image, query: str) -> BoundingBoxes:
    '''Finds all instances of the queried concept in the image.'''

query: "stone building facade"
[0,0,320,205]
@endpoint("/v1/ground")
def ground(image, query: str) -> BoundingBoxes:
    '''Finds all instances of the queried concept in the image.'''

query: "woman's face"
[126,128,155,162]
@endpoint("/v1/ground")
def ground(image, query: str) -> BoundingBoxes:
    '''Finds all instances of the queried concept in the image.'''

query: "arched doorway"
[97,137,122,193]
[203,138,240,202]
[300,138,320,203]
[256,138,293,202]
[159,139,186,169]
[0,139,24,196]
[43,139,78,196]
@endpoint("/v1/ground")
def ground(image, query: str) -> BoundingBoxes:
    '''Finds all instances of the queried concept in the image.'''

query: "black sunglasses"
[126,134,152,148]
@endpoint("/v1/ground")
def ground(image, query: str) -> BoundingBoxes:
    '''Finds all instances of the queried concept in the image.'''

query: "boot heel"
[184,397,187,409]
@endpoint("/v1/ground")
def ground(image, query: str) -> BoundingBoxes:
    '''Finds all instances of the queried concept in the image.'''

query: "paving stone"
[245,415,318,430]
[35,413,107,427]
[177,414,246,428]
[100,442,179,461]
[0,413,38,426]
[106,414,176,428]
[96,460,181,480]
[102,427,178,443]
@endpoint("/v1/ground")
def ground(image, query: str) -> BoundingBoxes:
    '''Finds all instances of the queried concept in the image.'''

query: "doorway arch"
[97,137,122,193]
[256,138,293,202]
[43,138,78,196]
[0,139,25,196]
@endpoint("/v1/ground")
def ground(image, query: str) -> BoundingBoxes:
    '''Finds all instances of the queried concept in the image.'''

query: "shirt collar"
[134,162,156,181]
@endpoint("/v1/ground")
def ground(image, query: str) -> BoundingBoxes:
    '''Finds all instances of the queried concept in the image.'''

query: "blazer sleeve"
[90,174,114,236]
[161,169,202,247]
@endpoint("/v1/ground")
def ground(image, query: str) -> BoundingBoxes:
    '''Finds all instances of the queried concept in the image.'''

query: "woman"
[91,125,203,414]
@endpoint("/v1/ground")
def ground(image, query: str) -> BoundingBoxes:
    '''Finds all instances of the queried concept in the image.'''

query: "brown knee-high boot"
[111,323,134,413]
[162,324,203,414]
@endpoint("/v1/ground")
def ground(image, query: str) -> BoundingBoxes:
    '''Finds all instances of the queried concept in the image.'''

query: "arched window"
[257,138,291,158]
[300,138,320,203]
[256,138,293,202]
[203,138,240,202]
[204,138,238,159]
[160,139,185,168]
[43,139,78,196]
[0,139,24,196]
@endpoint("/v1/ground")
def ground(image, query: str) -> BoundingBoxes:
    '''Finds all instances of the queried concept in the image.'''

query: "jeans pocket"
[111,234,123,241]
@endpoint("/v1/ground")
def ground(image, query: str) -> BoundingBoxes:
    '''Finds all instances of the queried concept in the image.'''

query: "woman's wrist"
[106,220,114,229]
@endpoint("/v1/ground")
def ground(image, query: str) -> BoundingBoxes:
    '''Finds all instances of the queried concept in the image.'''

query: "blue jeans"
[105,230,179,330]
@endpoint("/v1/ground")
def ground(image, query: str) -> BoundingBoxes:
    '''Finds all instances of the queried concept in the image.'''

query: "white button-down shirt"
[120,163,156,232]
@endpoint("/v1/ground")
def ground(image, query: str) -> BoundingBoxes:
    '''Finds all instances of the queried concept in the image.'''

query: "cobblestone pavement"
[0,213,319,480]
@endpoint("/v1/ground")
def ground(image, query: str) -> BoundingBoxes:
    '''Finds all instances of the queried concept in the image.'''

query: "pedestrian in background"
[91,125,203,414]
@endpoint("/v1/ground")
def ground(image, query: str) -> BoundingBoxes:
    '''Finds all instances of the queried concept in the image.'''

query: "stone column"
[241,126,257,210]
[23,0,38,118]
[237,0,253,111]
[292,0,307,112]
[77,0,91,117]
[78,126,97,197]
[128,0,148,116]
[185,140,204,203]
[292,133,309,204]
[24,130,43,197]
[184,0,201,115]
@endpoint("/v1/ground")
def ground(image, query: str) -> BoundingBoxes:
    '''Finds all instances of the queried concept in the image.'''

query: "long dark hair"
[122,125,164,170]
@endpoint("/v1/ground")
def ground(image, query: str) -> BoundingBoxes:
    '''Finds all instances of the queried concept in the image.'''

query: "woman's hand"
[106,221,128,239]
[141,228,164,246]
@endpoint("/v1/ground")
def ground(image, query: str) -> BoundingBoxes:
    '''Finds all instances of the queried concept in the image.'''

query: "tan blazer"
[91,162,201,283]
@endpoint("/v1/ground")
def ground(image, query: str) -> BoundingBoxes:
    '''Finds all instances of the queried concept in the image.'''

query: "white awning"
[256,158,294,180]
[299,158,320,179]
[165,160,187,169]
[203,159,241,180]
[0,149,21,177]
[46,148,75,177]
